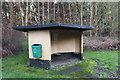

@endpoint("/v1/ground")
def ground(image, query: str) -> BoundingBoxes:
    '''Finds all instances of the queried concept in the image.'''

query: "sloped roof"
[12,23,95,32]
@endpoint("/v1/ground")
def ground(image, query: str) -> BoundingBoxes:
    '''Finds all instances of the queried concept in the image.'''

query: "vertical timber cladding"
[28,30,51,60]
[50,29,80,54]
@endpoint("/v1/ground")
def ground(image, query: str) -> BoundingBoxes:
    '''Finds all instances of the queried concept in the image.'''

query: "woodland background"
[1,1,119,57]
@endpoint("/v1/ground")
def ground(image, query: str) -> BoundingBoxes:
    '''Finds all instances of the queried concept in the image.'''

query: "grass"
[84,51,118,71]
[2,51,70,78]
[2,50,118,78]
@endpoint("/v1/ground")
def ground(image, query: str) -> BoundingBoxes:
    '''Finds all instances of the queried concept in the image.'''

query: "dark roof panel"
[12,23,95,32]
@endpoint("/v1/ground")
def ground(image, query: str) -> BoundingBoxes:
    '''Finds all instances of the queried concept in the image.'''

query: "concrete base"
[29,52,83,69]
[52,52,83,61]
[79,53,83,60]
[29,59,51,69]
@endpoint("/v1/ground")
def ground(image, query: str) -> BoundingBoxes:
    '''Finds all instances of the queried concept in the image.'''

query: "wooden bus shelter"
[12,23,94,69]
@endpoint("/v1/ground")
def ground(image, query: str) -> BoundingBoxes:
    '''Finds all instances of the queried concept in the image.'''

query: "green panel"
[32,44,42,58]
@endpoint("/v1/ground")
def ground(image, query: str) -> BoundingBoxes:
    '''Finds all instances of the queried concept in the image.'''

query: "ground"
[1,50,118,78]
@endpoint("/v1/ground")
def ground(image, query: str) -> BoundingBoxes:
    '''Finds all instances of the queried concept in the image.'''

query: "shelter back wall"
[51,30,80,54]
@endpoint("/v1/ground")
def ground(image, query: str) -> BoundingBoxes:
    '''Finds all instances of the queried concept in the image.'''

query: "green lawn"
[2,50,118,78]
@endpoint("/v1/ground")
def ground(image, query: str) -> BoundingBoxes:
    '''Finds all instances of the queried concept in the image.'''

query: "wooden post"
[80,31,83,60]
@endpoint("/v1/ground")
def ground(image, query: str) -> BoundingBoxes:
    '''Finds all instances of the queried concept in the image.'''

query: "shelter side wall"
[75,32,80,52]
[28,30,51,60]
[51,30,80,54]
[79,31,83,53]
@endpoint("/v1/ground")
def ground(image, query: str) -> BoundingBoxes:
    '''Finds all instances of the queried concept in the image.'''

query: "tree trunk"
[81,3,83,25]
[38,1,40,24]
[90,3,93,37]
[53,2,55,21]
[42,1,44,24]
[68,2,72,24]
[95,3,98,37]
[48,1,50,23]
[25,0,28,26]
[62,2,65,23]
[19,0,24,26]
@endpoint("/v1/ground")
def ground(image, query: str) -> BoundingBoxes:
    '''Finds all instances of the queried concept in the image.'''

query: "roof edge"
[12,23,95,32]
